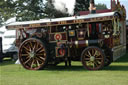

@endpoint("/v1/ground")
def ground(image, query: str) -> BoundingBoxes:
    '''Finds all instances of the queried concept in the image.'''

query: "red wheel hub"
[54,33,62,41]
[58,49,65,56]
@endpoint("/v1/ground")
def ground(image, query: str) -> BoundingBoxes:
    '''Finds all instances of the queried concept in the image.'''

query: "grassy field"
[0,52,128,85]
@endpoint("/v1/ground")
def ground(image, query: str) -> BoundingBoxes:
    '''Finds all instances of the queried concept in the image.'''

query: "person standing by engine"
[89,0,98,39]
[89,0,96,14]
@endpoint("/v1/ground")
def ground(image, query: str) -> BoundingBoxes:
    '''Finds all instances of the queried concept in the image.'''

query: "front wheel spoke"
[95,52,101,57]
[84,53,90,57]
[93,62,95,68]
[86,61,92,66]
[96,61,101,65]
[95,58,102,60]
[92,49,95,55]
[94,61,99,67]
[84,58,90,61]
[93,50,97,56]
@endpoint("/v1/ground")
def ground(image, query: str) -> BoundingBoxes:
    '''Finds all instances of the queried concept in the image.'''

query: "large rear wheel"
[19,38,48,70]
[81,46,105,70]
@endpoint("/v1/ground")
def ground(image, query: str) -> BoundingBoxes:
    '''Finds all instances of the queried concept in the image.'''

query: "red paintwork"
[55,34,61,40]
[59,49,66,56]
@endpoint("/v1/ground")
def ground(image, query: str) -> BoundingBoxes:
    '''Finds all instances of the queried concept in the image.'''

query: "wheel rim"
[82,47,104,70]
[19,38,47,70]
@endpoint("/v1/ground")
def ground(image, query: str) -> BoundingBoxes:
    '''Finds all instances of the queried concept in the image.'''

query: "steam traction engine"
[6,0,126,70]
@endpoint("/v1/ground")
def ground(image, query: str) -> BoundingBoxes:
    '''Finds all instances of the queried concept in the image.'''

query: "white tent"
[0,17,16,37]
[0,26,7,37]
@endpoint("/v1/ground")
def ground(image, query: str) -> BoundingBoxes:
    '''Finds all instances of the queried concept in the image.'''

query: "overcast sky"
[95,0,128,19]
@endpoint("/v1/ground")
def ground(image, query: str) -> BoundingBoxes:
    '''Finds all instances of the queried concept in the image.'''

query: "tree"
[44,0,69,18]
[0,0,47,24]
[96,3,108,10]
[15,0,46,21]
[0,15,3,27]
[0,0,16,26]
[74,0,89,15]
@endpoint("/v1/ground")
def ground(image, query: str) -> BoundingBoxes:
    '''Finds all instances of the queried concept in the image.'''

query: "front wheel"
[19,38,48,70]
[81,46,105,70]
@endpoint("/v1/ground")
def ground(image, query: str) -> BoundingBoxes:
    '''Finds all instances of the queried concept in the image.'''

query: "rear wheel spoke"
[36,54,44,56]
[23,46,30,52]
[29,41,33,48]
[21,54,29,56]
[24,58,31,64]
[36,57,44,62]
[39,56,45,61]
[35,59,40,67]
[31,59,35,68]
[36,46,44,53]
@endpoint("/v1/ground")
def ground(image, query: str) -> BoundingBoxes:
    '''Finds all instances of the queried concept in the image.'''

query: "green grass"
[0,52,128,85]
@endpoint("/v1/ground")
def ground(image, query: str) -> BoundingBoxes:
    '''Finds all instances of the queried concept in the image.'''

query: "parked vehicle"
[0,37,2,62]
[0,26,7,35]
[6,0,126,70]
[0,26,6,62]
[2,30,18,61]
[126,20,128,50]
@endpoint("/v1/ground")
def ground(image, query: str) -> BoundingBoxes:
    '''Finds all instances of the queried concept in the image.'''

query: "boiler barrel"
[69,40,102,48]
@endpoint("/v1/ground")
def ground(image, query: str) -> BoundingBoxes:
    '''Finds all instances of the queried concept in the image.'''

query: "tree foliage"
[74,0,89,15]
[0,0,47,25]
[44,0,69,18]
[0,0,16,26]
[96,3,108,10]
[14,0,46,21]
